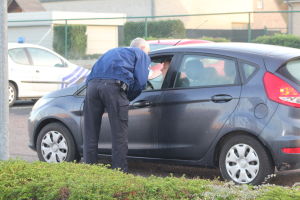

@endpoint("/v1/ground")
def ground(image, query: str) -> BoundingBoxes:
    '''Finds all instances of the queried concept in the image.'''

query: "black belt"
[92,78,128,92]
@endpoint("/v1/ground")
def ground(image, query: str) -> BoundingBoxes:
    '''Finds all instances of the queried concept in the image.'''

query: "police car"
[8,43,90,106]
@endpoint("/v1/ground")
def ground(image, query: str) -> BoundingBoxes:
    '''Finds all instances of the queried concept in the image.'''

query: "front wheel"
[219,134,274,185]
[8,82,17,107]
[36,122,80,163]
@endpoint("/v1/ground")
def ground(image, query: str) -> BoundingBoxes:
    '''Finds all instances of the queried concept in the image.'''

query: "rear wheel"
[8,82,17,107]
[219,134,274,185]
[36,122,80,163]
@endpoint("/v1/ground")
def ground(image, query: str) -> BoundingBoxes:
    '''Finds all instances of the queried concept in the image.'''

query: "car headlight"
[32,98,54,111]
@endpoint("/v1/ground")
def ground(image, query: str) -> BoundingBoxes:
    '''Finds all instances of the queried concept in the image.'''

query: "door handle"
[211,95,233,103]
[132,100,152,108]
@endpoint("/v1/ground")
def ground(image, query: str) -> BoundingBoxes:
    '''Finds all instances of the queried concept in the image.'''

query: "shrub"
[53,25,87,59]
[0,160,300,200]
[124,20,185,45]
[200,36,230,42]
[80,54,102,60]
[252,34,300,49]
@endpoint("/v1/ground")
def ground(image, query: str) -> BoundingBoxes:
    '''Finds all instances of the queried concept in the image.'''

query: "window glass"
[8,48,30,65]
[174,55,237,88]
[28,48,64,67]
[278,60,300,85]
[242,63,257,81]
[77,88,86,96]
[146,56,173,90]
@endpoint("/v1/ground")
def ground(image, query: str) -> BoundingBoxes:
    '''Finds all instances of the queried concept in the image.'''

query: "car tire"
[219,134,274,185]
[8,82,17,107]
[36,122,80,163]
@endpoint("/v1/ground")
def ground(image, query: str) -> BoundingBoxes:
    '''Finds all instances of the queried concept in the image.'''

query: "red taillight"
[263,72,300,108]
[282,148,300,154]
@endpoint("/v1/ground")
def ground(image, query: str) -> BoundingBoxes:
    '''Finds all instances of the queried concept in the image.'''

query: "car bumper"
[27,110,39,151]
[271,136,300,171]
[260,105,300,171]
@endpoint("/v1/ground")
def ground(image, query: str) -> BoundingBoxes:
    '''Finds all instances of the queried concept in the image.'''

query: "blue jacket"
[86,47,150,100]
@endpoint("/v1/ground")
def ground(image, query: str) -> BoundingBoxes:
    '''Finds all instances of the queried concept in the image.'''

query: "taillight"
[282,148,300,154]
[263,72,300,108]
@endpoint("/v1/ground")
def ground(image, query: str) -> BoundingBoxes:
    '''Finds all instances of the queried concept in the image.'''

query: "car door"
[98,54,176,158]
[77,84,162,158]
[27,47,71,96]
[8,47,36,97]
[157,53,242,160]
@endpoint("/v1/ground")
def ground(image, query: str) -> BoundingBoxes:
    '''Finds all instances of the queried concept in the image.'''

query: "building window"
[257,0,264,9]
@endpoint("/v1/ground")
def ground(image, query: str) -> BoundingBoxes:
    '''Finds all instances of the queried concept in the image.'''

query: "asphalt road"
[9,100,300,187]
[9,100,38,162]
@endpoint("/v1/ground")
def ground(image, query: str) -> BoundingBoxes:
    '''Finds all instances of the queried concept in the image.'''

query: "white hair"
[130,37,148,48]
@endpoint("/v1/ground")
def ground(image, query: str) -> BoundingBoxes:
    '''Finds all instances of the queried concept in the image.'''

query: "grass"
[0,160,299,200]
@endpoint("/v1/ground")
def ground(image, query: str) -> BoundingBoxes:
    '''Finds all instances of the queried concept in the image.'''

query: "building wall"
[8,25,53,49]
[252,0,288,31]
[86,26,118,54]
[42,0,152,17]
[154,0,253,15]
[40,0,288,33]
[154,0,287,30]
[42,0,253,29]
[155,0,253,29]
[289,2,300,35]
[8,25,119,55]
[8,11,126,55]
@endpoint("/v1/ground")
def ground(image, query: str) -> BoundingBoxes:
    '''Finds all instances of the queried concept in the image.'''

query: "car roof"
[7,42,70,62]
[148,39,211,45]
[151,42,300,67]
[8,42,50,50]
[152,42,299,56]
[150,42,300,72]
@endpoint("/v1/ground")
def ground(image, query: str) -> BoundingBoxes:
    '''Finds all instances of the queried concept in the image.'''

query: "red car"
[148,39,212,51]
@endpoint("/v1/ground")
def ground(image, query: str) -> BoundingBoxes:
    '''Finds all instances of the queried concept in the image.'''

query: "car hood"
[43,83,85,98]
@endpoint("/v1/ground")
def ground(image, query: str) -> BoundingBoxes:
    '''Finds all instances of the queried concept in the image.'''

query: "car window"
[28,48,64,67]
[146,56,173,90]
[8,48,30,65]
[278,59,300,85]
[174,55,238,88]
[77,87,86,96]
[241,62,257,82]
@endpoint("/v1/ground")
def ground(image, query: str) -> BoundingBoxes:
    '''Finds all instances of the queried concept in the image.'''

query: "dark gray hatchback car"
[28,43,300,185]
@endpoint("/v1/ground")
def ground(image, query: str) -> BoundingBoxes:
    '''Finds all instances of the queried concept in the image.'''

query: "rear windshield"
[278,59,300,85]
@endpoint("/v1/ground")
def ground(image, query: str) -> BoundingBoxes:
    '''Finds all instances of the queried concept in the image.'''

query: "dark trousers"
[83,79,129,172]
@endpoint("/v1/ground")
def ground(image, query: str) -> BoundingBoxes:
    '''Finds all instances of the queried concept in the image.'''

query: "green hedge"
[200,36,230,42]
[53,25,87,59]
[252,34,300,49]
[0,160,299,200]
[124,20,185,45]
